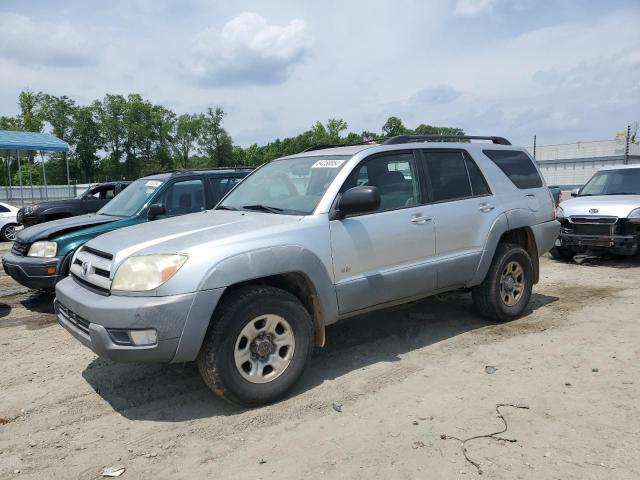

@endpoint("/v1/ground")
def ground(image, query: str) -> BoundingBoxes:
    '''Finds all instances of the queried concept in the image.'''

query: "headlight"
[111,254,188,291]
[556,206,565,219]
[23,205,35,214]
[628,207,640,224]
[28,241,58,258]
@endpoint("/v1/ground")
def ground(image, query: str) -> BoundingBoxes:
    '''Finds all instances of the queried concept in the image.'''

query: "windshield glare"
[97,178,163,217]
[219,156,350,214]
[580,169,640,196]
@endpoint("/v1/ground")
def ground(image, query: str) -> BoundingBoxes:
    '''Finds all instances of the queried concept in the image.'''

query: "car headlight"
[23,205,35,214]
[628,207,640,224]
[111,254,188,291]
[556,206,565,219]
[27,241,58,258]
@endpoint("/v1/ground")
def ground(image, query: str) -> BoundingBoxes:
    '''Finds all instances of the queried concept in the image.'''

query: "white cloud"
[186,12,311,87]
[453,0,496,16]
[0,12,99,68]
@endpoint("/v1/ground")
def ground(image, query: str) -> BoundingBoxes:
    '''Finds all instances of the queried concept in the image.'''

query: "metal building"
[528,139,640,188]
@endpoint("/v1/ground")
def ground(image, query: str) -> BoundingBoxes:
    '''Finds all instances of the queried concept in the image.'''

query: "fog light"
[128,329,158,346]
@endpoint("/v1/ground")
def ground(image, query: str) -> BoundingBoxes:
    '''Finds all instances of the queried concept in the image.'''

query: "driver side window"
[160,179,205,216]
[344,152,420,212]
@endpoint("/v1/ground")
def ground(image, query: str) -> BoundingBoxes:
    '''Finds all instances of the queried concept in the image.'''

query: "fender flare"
[469,209,540,287]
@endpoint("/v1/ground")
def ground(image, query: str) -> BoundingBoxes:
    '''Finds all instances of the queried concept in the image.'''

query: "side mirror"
[333,186,381,219]
[570,188,580,197]
[148,203,166,219]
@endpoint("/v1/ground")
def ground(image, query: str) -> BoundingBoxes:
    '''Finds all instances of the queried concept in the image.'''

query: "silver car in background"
[552,165,640,259]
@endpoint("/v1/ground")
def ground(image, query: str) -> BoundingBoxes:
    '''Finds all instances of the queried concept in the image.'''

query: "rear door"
[329,150,437,314]
[418,149,502,289]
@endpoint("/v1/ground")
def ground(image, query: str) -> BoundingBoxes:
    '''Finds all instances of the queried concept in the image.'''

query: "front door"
[329,151,436,314]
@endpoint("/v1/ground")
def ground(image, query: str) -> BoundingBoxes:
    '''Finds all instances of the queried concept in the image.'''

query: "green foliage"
[12,162,43,186]
[1,90,465,184]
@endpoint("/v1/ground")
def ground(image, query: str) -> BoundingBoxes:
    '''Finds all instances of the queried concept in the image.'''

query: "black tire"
[472,242,533,322]
[1,223,18,242]
[549,245,574,261]
[197,285,314,407]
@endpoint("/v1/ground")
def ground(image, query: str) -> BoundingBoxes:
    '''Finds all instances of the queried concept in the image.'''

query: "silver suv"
[551,165,640,259]
[55,135,559,406]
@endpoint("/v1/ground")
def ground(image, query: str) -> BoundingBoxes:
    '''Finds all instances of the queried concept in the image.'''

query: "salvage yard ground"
[1,241,639,479]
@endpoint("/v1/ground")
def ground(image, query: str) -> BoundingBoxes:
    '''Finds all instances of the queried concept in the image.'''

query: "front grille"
[71,273,111,296]
[570,216,617,224]
[56,301,90,335]
[82,246,113,260]
[573,224,613,236]
[94,267,110,278]
[11,240,29,256]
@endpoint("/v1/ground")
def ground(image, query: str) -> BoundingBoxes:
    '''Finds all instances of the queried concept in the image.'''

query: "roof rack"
[382,135,511,146]
[144,166,253,176]
[302,141,379,153]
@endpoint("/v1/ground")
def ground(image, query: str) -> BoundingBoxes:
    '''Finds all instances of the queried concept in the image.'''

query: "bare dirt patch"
[1,253,639,479]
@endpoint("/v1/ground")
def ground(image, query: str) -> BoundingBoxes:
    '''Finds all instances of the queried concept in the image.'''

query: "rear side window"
[0,205,9,213]
[483,149,543,189]
[464,154,490,196]
[423,151,472,202]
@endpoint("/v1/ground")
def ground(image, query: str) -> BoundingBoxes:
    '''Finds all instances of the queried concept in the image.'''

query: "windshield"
[580,168,640,196]
[218,155,350,215]
[97,178,163,217]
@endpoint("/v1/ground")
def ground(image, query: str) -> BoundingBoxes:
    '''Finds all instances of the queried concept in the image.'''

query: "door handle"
[479,203,495,213]
[411,214,432,224]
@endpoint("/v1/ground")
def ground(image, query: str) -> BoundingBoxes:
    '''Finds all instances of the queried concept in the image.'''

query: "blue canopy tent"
[0,131,71,205]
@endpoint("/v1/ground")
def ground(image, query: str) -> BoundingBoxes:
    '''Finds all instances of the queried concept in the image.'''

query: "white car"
[0,202,20,241]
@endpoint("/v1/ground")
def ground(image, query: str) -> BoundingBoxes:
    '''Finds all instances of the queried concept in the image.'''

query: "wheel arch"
[470,211,540,286]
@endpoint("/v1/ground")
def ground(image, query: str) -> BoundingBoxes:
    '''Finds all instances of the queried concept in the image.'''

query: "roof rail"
[382,135,511,146]
[302,144,344,152]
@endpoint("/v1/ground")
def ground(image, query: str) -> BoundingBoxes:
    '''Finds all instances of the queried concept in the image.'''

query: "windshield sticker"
[312,159,346,169]
[145,180,162,188]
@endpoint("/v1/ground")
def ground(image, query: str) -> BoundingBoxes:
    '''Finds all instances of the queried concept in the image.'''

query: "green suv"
[3,168,251,290]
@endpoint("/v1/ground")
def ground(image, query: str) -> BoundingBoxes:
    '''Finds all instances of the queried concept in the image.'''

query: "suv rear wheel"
[472,242,533,322]
[197,285,314,407]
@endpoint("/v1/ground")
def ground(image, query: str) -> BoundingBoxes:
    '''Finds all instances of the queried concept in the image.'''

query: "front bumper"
[2,251,62,289]
[55,276,224,363]
[558,233,639,254]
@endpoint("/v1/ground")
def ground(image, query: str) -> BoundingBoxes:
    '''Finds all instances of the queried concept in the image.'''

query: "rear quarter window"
[483,149,543,189]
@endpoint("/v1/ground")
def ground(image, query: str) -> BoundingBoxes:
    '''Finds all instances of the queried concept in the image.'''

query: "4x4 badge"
[589,208,599,214]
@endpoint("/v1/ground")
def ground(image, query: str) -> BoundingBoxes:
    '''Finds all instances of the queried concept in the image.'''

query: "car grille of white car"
[69,246,113,295]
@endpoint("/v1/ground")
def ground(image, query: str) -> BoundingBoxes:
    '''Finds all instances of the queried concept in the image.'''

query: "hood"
[16,214,119,243]
[559,195,640,218]
[86,210,303,262]
[22,198,77,212]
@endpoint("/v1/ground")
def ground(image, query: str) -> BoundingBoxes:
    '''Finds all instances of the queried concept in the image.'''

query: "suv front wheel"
[472,242,533,322]
[197,285,314,407]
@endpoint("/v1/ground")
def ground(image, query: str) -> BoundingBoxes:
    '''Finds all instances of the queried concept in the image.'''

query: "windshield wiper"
[607,192,639,195]
[217,205,241,211]
[241,204,284,214]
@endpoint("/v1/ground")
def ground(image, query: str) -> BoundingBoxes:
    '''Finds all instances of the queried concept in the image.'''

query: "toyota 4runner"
[55,135,559,406]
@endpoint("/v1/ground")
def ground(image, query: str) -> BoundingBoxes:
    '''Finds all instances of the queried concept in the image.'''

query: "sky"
[0,0,639,147]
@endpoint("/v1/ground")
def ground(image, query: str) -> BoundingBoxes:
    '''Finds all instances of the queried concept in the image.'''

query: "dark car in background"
[3,168,252,290]
[17,181,131,228]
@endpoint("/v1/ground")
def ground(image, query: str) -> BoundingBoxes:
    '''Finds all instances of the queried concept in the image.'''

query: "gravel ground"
[0,241,639,479]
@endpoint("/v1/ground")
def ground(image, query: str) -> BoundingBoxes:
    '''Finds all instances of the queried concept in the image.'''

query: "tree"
[18,90,45,133]
[41,94,76,142]
[414,124,464,136]
[326,118,348,142]
[151,105,176,171]
[382,116,410,137]
[72,106,102,181]
[96,94,127,178]
[0,116,22,131]
[173,114,203,168]
[200,107,233,167]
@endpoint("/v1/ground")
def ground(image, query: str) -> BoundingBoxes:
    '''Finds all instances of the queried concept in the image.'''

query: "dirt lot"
[1,242,639,480]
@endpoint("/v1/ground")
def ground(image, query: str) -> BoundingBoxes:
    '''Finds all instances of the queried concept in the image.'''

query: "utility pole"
[624,124,631,165]
[533,135,537,160]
